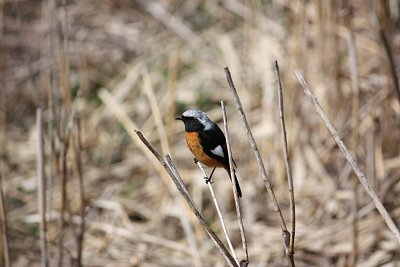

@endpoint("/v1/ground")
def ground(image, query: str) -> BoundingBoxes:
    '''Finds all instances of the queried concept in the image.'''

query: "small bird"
[176,109,242,198]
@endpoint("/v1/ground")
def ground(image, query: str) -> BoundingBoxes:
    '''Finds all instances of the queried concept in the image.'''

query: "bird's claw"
[204,177,213,184]
[193,158,199,164]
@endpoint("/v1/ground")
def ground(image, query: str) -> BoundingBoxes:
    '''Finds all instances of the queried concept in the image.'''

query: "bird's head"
[175,109,213,132]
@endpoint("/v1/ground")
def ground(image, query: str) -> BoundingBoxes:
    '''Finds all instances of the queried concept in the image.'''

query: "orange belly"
[185,132,224,168]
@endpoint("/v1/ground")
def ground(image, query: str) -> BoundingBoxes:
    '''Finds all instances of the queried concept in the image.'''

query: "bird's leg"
[205,167,216,184]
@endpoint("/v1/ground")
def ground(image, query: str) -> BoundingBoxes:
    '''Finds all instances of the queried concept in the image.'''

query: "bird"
[176,109,242,198]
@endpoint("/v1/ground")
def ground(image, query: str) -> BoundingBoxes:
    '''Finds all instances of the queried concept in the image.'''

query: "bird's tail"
[225,167,242,198]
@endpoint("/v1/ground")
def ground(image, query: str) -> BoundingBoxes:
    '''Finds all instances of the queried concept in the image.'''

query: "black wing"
[199,123,230,166]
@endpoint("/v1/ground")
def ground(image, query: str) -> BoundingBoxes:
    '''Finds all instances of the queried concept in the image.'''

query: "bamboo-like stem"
[221,101,248,266]
[36,109,49,267]
[295,71,400,245]
[274,61,296,267]
[195,161,239,265]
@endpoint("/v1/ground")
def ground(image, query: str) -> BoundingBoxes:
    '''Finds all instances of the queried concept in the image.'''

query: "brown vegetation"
[1,0,400,266]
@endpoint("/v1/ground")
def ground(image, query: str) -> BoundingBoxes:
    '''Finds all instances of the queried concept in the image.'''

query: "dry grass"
[1,0,400,266]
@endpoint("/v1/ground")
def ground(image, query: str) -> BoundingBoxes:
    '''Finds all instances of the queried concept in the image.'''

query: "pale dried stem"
[274,60,296,267]
[98,89,171,188]
[224,67,288,232]
[295,71,400,245]
[135,130,238,267]
[36,109,49,267]
[143,71,170,154]
[73,116,85,267]
[0,168,10,267]
[195,161,239,265]
[346,13,360,265]
[221,101,248,266]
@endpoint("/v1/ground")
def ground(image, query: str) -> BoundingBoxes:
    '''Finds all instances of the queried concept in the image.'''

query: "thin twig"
[221,101,248,266]
[58,110,71,267]
[379,28,400,103]
[73,115,85,267]
[224,67,288,232]
[294,71,400,245]
[135,130,238,267]
[274,60,295,267]
[195,161,239,265]
[0,167,9,267]
[36,108,49,267]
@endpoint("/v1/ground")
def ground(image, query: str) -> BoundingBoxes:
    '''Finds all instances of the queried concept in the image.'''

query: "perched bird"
[176,109,242,198]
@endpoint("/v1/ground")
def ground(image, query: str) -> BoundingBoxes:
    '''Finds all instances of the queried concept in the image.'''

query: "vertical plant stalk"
[195,161,239,265]
[224,67,288,232]
[380,28,400,103]
[0,169,10,267]
[221,101,248,266]
[73,116,85,267]
[345,8,360,264]
[295,71,400,245]
[36,109,49,267]
[58,113,71,267]
[274,61,296,267]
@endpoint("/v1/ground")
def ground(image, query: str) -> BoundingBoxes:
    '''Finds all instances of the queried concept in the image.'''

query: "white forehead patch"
[211,145,225,158]
[182,109,213,130]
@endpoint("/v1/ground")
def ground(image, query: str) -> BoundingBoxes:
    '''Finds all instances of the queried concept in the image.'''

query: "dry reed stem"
[60,0,71,110]
[58,112,71,267]
[134,130,238,267]
[0,168,9,267]
[221,101,248,266]
[347,24,360,267]
[98,89,171,188]
[36,109,49,267]
[379,28,400,103]
[73,115,85,267]
[175,199,202,267]
[136,0,198,44]
[143,71,170,154]
[224,67,288,231]
[195,161,239,264]
[274,60,295,267]
[295,71,400,246]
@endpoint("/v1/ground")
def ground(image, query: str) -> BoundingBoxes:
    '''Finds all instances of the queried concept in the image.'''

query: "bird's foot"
[204,176,214,184]
[193,158,199,164]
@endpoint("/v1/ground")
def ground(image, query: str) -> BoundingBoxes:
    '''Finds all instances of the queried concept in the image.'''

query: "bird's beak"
[175,116,183,121]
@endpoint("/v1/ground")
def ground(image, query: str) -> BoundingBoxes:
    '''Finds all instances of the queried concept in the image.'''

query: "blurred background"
[1,0,400,266]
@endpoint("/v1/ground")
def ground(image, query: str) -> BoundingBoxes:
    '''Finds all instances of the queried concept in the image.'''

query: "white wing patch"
[211,145,224,158]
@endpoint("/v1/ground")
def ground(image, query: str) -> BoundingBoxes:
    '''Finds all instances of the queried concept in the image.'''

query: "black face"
[176,116,204,132]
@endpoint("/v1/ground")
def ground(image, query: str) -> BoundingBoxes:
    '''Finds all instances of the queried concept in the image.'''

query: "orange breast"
[185,132,224,168]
